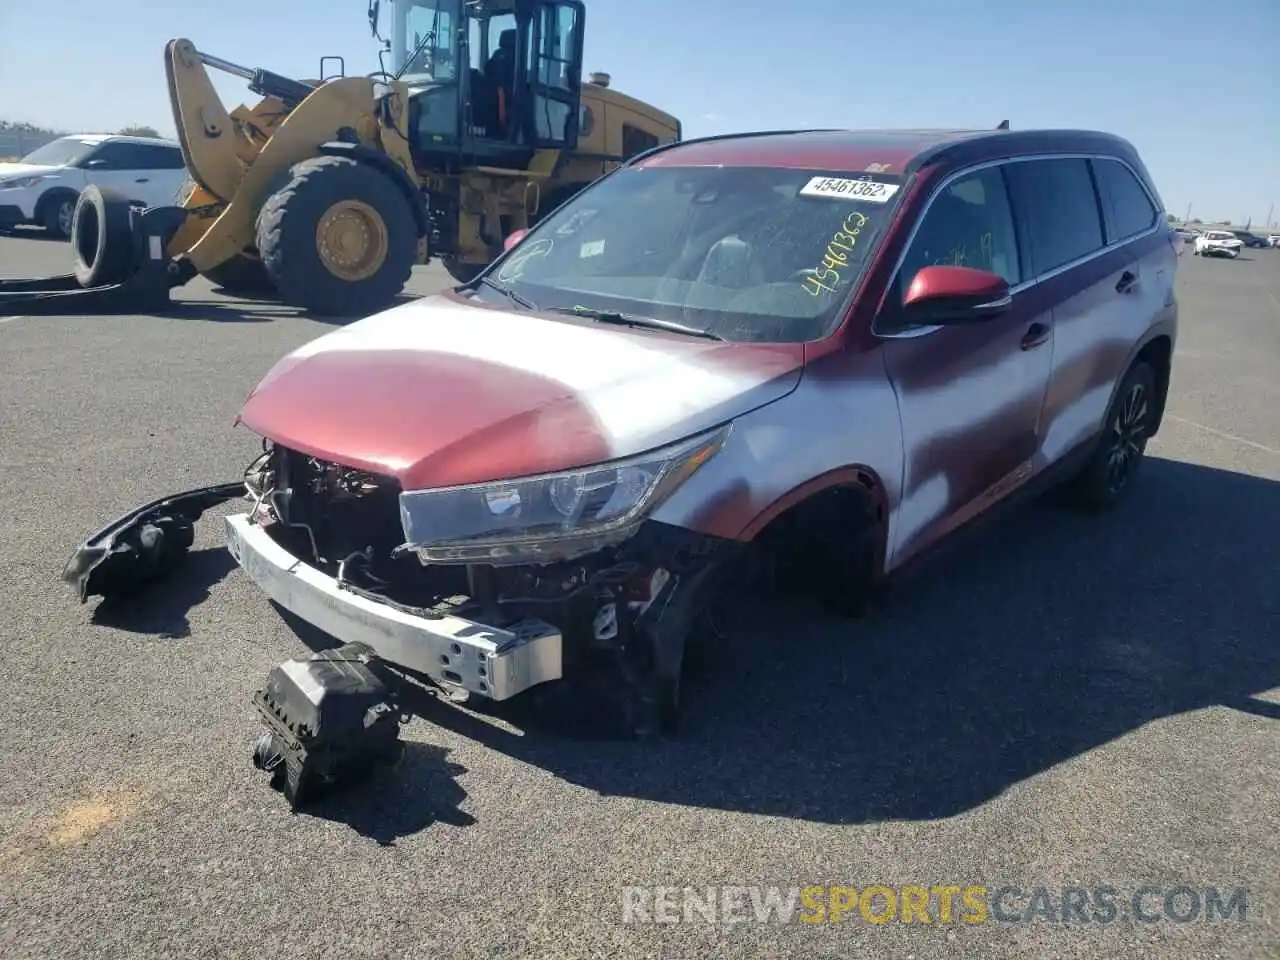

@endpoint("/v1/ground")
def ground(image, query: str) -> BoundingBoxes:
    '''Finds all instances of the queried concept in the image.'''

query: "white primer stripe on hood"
[287,296,780,454]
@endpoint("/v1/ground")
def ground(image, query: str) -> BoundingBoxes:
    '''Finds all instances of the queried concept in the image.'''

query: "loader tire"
[202,254,275,296]
[72,185,136,288]
[442,257,485,285]
[255,156,416,317]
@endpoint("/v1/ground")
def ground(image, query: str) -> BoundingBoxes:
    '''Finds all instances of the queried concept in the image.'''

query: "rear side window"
[1004,158,1105,275]
[1092,158,1158,242]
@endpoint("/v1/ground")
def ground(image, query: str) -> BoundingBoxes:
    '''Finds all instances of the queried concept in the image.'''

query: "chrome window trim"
[874,152,1164,341]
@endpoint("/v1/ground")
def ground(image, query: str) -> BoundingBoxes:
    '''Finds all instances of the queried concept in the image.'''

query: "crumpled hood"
[238,294,805,490]
[0,162,60,181]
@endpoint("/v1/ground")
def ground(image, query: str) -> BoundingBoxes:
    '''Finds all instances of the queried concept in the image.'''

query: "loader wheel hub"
[315,200,389,281]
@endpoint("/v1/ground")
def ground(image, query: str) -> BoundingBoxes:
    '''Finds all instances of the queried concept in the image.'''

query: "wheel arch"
[34,186,80,221]
[1105,326,1173,441]
[740,466,892,580]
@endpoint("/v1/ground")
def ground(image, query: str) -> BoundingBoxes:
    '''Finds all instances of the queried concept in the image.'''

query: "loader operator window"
[398,0,458,82]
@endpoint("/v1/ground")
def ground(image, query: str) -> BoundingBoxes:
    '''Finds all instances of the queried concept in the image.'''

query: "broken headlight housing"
[397,425,731,565]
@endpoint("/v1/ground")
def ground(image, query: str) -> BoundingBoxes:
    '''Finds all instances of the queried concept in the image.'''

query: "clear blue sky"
[1,0,1276,225]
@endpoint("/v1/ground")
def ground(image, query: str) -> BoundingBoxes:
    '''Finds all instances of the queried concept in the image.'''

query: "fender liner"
[315,141,428,238]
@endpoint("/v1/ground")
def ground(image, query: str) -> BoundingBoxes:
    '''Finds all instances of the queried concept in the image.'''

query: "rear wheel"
[255,156,416,317]
[1063,361,1156,511]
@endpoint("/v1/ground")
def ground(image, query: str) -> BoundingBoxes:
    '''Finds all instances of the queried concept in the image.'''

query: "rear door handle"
[1020,322,1050,350]
[1116,270,1139,293]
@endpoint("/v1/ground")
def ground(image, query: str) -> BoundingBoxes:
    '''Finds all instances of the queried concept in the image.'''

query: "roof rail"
[622,128,847,167]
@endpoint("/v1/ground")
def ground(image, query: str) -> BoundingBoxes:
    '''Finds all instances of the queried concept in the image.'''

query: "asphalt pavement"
[1,229,1277,960]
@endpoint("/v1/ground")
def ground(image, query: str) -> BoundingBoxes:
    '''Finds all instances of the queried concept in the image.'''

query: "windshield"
[391,0,459,82]
[474,165,904,343]
[19,137,97,167]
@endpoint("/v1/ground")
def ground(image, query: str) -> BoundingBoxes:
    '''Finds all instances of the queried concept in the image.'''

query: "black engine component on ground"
[251,642,405,809]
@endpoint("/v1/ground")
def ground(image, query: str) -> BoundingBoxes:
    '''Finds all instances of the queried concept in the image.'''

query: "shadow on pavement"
[408,457,1277,822]
[162,291,423,325]
[90,547,237,639]
[278,457,1278,825]
[0,226,63,243]
[292,741,476,845]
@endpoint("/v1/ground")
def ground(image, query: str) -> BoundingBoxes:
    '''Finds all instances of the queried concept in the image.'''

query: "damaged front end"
[226,430,736,737]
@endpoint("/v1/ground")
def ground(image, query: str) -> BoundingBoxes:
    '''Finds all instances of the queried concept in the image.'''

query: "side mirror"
[82,158,108,169]
[901,265,1011,324]
[503,228,529,252]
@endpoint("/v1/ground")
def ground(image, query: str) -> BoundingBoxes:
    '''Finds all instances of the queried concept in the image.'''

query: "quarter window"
[1004,158,1104,275]
[1092,157,1158,242]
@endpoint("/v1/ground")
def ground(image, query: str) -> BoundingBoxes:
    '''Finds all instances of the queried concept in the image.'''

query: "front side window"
[476,165,905,342]
[899,165,1021,287]
[86,142,150,170]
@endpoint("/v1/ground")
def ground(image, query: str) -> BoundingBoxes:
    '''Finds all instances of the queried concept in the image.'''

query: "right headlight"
[397,424,731,565]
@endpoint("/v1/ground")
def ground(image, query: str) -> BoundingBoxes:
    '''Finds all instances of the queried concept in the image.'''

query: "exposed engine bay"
[238,441,735,737]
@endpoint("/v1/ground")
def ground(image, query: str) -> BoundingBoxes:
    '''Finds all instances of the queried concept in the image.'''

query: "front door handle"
[1116,270,1139,293]
[1021,322,1050,350]
[134,177,149,183]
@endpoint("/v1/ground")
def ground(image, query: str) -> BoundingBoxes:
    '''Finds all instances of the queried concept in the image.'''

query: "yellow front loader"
[113,0,681,316]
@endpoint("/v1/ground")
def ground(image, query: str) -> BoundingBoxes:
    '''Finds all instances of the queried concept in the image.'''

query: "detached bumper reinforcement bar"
[223,513,563,700]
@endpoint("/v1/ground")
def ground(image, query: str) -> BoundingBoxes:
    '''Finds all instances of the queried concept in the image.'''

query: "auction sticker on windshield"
[800,176,900,202]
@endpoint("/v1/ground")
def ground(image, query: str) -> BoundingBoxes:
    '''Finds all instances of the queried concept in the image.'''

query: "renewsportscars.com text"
[621,885,1250,925]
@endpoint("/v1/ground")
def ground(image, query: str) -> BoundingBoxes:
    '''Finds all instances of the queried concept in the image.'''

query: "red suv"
[68,127,1180,738]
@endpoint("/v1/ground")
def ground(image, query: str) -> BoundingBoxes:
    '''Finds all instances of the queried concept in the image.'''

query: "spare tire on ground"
[71,185,137,288]
[255,155,416,317]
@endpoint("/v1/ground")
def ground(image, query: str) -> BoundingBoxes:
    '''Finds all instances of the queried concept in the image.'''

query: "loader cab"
[384,0,584,171]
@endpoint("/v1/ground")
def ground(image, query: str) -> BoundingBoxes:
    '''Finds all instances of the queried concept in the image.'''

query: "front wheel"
[255,155,417,317]
[42,194,77,239]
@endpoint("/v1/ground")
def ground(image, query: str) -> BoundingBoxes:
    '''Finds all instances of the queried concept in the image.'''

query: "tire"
[40,191,79,239]
[202,253,275,295]
[71,185,136,287]
[1063,361,1156,511]
[441,257,485,285]
[255,155,416,316]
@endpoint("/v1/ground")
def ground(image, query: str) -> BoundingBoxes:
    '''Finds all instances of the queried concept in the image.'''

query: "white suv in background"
[0,134,188,239]
[1193,230,1244,258]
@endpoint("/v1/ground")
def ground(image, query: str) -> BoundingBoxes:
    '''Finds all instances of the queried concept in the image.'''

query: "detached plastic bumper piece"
[252,642,405,809]
[62,482,245,602]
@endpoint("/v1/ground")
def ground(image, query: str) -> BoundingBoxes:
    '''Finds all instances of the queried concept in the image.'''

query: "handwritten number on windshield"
[802,211,869,296]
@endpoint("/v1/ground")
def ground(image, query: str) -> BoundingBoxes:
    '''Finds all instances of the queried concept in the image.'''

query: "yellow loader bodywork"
[152,28,679,313]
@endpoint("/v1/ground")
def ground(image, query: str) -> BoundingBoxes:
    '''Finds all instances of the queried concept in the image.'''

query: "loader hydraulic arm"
[197,51,316,109]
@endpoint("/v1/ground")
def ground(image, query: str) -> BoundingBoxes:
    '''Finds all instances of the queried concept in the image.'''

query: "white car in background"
[1268,234,1280,248]
[1193,230,1244,258]
[0,134,188,239]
